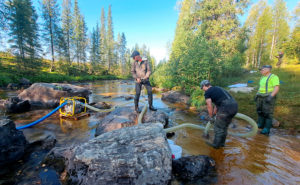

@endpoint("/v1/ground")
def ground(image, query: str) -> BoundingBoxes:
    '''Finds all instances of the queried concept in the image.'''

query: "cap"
[131,50,140,58]
[200,80,210,89]
[142,56,147,61]
[260,65,272,70]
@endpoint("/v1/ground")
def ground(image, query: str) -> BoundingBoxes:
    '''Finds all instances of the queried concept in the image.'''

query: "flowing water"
[1,80,300,185]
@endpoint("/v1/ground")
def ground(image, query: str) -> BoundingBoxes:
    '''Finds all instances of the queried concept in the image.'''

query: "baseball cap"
[131,50,140,58]
[259,65,272,70]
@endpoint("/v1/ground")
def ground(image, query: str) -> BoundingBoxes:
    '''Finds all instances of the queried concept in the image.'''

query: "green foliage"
[190,88,205,108]
[7,0,41,66]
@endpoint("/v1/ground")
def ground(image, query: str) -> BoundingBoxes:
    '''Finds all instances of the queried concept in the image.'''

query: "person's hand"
[136,78,141,83]
[265,95,273,103]
[208,116,216,123]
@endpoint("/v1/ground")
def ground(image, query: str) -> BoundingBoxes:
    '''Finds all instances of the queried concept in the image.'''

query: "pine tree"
[41,0,61,72]
[7,0,40,69]
[61,0,73,64]
[0,0,9,38]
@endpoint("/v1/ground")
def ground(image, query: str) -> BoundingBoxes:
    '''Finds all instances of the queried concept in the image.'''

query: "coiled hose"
[163,113,258,138]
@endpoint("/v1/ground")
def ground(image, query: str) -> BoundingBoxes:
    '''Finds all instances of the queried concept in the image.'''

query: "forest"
[151,0,299,107]
[0,0,299,96]
[0,0,156,86]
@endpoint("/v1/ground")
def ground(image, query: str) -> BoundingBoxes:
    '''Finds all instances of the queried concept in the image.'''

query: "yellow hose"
[164,113,258,138]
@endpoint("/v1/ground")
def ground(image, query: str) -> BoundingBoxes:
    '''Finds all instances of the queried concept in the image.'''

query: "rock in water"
[47,123,172,185]
[172,155,216,183]
[18,83,91,109]
[161,91,190,105]
[0,119,28,175]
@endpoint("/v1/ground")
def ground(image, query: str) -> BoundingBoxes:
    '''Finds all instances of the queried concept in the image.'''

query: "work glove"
[208,116,216,124]
[265,95,273,103]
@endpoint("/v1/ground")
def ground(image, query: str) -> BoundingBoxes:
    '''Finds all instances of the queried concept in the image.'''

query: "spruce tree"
[7,0,40,69]
[41,0,61,72]
[100,7,106,66]
[107,5,114,72]
[61,0,73,64]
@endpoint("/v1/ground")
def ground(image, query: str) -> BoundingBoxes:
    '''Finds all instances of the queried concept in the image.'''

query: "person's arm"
[271,86,279,97]
[131,61,137,79]
[144,61,152,79]
[206,98,213,118]
[213,106,217,115]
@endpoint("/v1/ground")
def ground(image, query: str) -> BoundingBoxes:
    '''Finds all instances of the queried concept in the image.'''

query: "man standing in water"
[200,80,238,149]
[255,65,280,135]
[131,50,157,113]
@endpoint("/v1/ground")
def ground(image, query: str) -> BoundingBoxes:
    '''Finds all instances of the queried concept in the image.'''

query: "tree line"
[0,0,156,76]
[151,0,299,107]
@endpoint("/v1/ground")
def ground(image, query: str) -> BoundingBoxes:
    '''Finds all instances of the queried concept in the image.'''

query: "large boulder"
[0,119,28,175]
[0,97,31,113]
[95,106,169,136]
[172,155,216,183]
[95,106,137,136]
[46,123,172,185]
[161,91,190,105]
[18,83,91,109]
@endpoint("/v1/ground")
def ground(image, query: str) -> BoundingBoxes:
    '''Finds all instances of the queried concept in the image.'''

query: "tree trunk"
[257,37,264,68]
[270,20,278,60]
[49,17,55,72]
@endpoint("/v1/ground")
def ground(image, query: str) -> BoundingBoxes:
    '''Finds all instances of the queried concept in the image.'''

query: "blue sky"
[28,0,300,62]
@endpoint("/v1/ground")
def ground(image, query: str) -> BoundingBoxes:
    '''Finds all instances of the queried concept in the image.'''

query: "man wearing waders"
[255,65,280,135]
[131,50,157,113]
[200,80,238,149]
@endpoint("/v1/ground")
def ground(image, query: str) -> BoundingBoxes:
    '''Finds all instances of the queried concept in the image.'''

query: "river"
[1,80,300,185]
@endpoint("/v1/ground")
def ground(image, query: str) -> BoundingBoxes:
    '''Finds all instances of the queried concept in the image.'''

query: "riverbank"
[0,52,130,87]
[229,64,300,133]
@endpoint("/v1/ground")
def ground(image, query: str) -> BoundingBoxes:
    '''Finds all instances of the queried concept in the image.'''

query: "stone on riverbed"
[45,123,172,185]
[18,83,91,109]
[161,90,190,105]
[0,119,28,175]
[172,155,216,183]
[95,106,169,136]
[0,97,31,113]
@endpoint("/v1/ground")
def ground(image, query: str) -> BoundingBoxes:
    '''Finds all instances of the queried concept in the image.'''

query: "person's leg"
[256,96,265,129]
[207,102,237,149]
[134,82,142,113]
[144,81,157,111]
[261,96,276,135]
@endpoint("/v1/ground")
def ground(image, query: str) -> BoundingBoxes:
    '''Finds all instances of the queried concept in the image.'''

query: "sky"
[69,0,298,63]
[8,0,300,63]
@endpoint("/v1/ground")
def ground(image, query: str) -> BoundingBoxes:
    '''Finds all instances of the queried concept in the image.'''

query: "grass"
[0,52,128,87]
[227,64,300,133]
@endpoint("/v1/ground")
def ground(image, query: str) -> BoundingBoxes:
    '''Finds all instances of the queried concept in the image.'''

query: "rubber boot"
[206,135,224,149]
[257,116,265,129]
[148,96,157,111]
[260,118,272,136]
[134,99,141,113]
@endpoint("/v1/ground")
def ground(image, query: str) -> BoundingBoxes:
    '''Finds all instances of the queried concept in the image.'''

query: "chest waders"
[256,73,274,135]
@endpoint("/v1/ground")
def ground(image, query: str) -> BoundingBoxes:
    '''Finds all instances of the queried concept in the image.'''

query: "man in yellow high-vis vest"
[255,65,280,135]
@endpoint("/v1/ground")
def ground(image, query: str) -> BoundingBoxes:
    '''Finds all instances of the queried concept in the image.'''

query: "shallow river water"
[1,80,300,185]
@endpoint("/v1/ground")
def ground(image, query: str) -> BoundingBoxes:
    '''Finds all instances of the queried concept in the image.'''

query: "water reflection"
[2,80,300,184]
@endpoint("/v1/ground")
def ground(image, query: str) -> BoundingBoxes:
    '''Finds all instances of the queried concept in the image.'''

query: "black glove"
[265,95,273,103]
[208,116,216,123]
